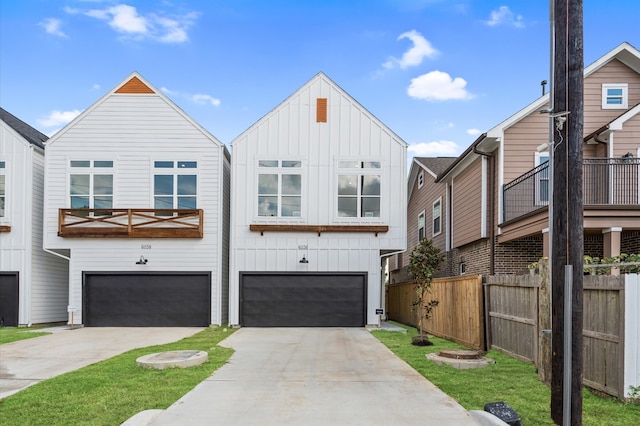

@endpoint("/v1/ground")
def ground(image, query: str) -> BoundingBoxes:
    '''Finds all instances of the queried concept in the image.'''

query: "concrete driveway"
[141,328,482,426]
[0,326,203,400]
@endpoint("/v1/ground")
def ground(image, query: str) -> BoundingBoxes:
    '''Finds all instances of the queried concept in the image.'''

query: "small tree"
[408,238,444,346]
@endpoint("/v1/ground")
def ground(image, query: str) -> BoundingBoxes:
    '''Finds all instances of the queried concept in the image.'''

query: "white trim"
[602,83,628,109]
[602,227,623,234]
[432,196,442,237]
[480,156,487,238]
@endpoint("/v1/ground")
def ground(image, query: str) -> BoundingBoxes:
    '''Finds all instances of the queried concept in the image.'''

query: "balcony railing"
[58,208,203,238]
[503,157,640,223]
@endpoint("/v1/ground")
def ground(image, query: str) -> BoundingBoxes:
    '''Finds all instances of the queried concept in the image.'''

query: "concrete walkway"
[0,326,203,400]
[140,328,481,426]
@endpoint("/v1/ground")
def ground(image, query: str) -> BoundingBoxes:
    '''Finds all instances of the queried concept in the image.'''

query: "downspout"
[473,145,495,275]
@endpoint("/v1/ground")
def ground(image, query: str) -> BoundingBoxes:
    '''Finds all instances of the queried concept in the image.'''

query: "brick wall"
[622,230,640,254]
[584,234,604,258]
[494,236,543,275]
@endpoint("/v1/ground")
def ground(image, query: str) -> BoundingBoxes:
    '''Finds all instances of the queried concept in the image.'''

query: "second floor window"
[154,161,197,211]
[337,161,381,218]
[258,160,302,217]
[69,160,113,211]
[602,83,628,109]
[432,198,442,236]
[418,211,425,241]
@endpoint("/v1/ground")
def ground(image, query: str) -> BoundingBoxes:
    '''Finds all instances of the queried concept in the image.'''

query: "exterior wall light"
[136,255,148,265]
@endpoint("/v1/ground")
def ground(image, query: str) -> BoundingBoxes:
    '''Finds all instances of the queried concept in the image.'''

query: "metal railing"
[503,157,640,223]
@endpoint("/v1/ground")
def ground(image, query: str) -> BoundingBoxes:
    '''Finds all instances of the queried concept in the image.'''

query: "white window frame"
[257,159,303,218]
[535,152,550,205]
[153,160,199,212]
[418,210,425,241]
[432,197,442,237]
[336,160,382,219]
[0,161,7,220]
[602,84,628,109]
[418,171,424,189]
[69,160,114,213]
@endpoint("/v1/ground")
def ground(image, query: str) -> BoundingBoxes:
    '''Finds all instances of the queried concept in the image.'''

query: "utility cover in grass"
[136,350,208,370]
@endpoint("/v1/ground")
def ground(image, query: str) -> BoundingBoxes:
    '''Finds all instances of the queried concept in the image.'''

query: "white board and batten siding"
[1,118,68,325]
[229,72,407,326]
[43,72,230,325]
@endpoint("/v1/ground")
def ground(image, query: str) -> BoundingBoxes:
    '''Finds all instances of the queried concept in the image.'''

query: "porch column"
[602,227,622,276]
[542,228,550,258]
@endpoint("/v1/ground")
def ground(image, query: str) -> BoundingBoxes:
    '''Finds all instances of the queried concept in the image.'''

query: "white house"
[0,108,68,326]
[43,72,230,327]
[229,72,407,327]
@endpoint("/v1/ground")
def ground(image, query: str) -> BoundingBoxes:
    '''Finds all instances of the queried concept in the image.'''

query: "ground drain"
[427,349,495,369]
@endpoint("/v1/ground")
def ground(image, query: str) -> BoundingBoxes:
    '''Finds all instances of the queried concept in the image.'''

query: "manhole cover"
[437,349,482,360]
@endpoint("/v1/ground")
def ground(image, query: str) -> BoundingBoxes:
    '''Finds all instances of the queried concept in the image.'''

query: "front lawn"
[372,324,640,426]
[0,327,50,344]
[0,327,235,426]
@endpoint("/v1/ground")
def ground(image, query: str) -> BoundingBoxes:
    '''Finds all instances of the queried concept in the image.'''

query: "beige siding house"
[391,41,640,280]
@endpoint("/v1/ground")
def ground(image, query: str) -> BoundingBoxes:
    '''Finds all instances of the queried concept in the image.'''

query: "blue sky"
[1,1,639,160]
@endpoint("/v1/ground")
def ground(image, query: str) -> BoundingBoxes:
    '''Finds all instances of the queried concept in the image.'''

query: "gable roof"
[0,107,48,149]
[408,156,456,199]
[231,71,408,149]
[45,71,226,151]
[437,41,640,182]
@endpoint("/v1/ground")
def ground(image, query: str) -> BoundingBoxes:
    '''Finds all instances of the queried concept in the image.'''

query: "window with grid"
[69,160,113,214]
[432,197,442,236]
[257,160,302,217]
[337,161,381,218]
[602,84,628,109]
[0,161,6,217]
[154,161,197,214]
[418,211,425,241]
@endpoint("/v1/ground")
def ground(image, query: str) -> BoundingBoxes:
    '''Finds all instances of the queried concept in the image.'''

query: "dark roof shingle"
[415,157,457,176]
[0,107,48,149]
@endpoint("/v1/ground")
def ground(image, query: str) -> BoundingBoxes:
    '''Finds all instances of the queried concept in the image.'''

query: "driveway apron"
[0,327,203,400]
[149,328,480,426]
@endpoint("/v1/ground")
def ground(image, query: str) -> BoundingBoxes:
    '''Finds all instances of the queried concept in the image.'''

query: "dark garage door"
[240,272,366,327]
[84,272,210,327]
[0,272,19,327]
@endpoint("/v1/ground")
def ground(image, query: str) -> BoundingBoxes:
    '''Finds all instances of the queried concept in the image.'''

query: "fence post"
[538,258,552,385]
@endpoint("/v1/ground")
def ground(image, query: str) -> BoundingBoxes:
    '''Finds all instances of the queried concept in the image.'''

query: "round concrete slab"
[427,352,495,369]
[136,350,208,370]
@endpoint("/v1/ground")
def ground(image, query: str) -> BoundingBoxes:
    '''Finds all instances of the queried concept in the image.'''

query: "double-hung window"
[418,211,425,241]
[602,84,628,109]
[432,197,442,236]
[0,161,6,218]
[337,161,381,218]
[154,161,197,213]
[535,152,550,205]
[257,160,302,217]
[69,160,114,214]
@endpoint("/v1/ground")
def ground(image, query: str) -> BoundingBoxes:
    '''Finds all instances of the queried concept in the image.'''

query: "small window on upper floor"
[258,160,302,217]
[0,161,6,218]
[418,171,424,189]
[602,84,628,109]
[432,197,442,237]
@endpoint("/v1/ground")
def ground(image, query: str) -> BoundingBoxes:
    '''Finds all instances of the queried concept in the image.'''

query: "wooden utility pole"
[550,0,584,424]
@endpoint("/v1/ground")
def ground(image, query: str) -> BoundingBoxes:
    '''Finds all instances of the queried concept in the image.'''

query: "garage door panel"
[84,273,210,327]
[240,273,366,327]
[0,273,19,327]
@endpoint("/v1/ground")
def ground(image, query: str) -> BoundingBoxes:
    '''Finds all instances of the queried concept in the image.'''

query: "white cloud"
[383,30,438,69]
[67,4,199,43]
[92,83,101,90]
[485,6,525,28]
[38,109,81,128]
[39,18,67,37]
[408,140,460,156]
[407,70,473,101]
[192,94,221,107]
[467,128,482,135]
[162,87,221,107]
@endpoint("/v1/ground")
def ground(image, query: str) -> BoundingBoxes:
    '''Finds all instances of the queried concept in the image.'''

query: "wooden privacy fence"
[387,275,485,350]
[485,266,627,398]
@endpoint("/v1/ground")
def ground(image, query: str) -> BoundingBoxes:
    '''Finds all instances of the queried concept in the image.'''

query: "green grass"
[372,324,640,426]
[0,327,235,426]
[0,327,50,344]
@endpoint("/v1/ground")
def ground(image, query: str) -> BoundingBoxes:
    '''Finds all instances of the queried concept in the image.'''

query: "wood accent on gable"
[0,225,11,232]
[115,77,155,94]
[250,224,388,236]
[316,98,327,122]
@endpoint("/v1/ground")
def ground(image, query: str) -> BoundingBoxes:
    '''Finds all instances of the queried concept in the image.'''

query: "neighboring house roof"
[436,41,640,182]
[408,156,456,199]
[0,107,48,149]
